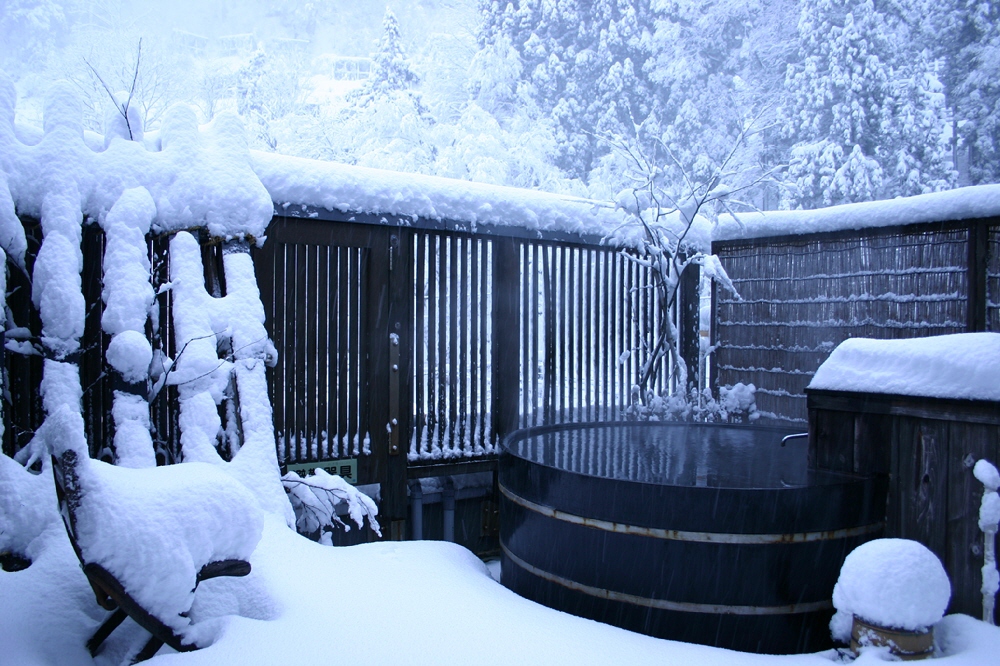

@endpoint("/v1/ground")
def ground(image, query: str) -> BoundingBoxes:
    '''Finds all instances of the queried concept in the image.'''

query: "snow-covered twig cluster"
[283,469,382,543]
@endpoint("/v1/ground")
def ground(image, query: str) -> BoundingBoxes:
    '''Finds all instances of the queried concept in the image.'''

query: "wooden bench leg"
[131,635,165,664]
[87,608,127,656]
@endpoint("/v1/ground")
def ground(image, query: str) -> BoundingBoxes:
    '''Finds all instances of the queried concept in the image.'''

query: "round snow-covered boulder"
[831,539,951,641]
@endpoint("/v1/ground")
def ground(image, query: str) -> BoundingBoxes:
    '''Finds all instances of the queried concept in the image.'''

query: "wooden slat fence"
[713,218,1000,423]
[516,240,664,428]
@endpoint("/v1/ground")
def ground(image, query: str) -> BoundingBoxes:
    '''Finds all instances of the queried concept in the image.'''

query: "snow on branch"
[282,470,382,542]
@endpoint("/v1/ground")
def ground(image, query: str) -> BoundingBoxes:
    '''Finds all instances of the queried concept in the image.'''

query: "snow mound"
[45,406,264,642]
[808,333,1000,401]
[832,538,951,639]
[0,455,59,559]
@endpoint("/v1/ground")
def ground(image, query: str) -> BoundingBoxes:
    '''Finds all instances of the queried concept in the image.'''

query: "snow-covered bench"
[47,407,264,663]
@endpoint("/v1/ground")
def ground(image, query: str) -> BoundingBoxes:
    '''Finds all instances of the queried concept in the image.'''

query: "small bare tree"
[604,111,774,420]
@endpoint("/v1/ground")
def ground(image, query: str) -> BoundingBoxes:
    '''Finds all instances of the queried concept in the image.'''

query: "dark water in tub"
[507,422,811,489]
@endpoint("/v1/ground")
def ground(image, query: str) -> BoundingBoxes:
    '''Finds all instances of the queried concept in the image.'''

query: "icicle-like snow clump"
[974,459,999,624]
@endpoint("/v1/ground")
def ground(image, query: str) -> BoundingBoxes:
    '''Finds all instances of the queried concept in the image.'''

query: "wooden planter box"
[806,388,1000,623]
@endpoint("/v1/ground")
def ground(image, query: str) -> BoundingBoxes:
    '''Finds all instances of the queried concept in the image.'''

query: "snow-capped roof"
[252,151,624,240]
[714,184,1000,242]
[807,333,1000,402]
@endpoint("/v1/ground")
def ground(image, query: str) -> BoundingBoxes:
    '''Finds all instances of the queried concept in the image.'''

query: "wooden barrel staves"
[499,422,889,654]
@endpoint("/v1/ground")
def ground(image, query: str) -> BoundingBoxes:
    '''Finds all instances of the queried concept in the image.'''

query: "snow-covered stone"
[832,538,951,639]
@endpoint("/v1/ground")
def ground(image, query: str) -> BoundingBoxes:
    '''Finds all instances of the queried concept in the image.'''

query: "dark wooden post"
[678,261,700,390]
[491,236,521,444]
[967,219,990,332]
[385,228,412,537]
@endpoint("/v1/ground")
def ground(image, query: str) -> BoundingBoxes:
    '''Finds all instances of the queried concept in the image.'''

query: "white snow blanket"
[808,333,1000,401]
[253,150,621,238]
[714,185,1000,241]
[3,515,999,665]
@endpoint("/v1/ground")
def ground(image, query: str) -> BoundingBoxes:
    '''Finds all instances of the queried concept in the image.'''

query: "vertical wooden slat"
[337,246,350,457]
[316,245,329,458]
[583,249,593,420]
[302,245,317,460]
[428,235,439,454]
[480,239,491,445]
[280,243,293,464]
[457,236,468,452]
[543,245,555,423]
[470,237,480,446]
[557,246,567,420]
[414,233,426,458]
[354,246,368,456]
[294,244,308,462]
[563,248,582,421]
[518,243,534,428]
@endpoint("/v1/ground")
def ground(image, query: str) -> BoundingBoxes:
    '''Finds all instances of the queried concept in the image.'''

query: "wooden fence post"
[492,237,521,444]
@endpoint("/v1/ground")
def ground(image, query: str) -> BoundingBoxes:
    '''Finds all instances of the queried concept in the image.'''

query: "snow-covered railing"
[257,209,686,471]
[0,71,295,533]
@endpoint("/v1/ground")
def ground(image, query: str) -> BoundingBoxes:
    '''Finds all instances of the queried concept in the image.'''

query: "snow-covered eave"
[714,184,1000,242]
[252,151,624,244]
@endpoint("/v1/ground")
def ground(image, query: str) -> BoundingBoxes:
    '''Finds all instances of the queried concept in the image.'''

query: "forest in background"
[2,0,997,210]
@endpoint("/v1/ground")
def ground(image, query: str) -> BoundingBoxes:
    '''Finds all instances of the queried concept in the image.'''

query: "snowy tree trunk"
[975,460,1000,625]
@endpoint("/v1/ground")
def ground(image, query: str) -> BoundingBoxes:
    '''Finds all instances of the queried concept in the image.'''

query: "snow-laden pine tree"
[478,0,657,182]
[780,0,892,207]
[235,45,299,151]
[930,0,1000,184]
[780,0,954,208]
[298,8,438,172]
[433,7,581,193]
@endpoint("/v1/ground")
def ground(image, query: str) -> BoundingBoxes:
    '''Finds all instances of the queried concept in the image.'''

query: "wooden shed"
[806,334,1000,622]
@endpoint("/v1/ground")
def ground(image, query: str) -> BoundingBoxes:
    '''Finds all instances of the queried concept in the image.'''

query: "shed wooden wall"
[808,389,1000,623]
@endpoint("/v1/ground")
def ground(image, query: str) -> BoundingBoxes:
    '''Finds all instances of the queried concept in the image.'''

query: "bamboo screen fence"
[712,219,1000,423]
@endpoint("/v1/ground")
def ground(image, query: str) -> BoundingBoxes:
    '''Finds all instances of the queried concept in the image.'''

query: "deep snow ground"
[3,517,998,666]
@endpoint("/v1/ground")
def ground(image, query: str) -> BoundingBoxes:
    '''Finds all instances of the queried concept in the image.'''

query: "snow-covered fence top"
[808,333,1000,402]
[2,82,272,242]
[714,185,1000,241]
[252,151,627,242]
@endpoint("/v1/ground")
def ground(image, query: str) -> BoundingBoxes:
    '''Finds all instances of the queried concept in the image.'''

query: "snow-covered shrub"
[282,469,381,544]
[626,383,759,423]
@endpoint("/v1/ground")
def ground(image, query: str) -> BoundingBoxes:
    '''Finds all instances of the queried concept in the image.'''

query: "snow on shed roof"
[714,184,1000,242]
[252,151,625,240]
[807,333,1000,402]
